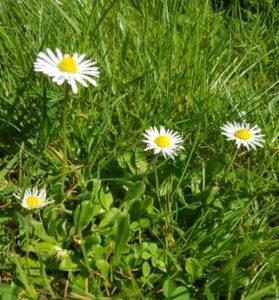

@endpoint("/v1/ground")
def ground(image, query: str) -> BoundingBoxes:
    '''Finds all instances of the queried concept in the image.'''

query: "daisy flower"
[143,126,184,159]
[221,121,264,150]
[33,48,99,94]
[15,186,53,210]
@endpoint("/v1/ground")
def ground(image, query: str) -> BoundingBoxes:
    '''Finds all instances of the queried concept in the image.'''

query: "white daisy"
[15,186,53,210]
[33,48,99,94]
[143,126,184,159]
[221,121,264,150]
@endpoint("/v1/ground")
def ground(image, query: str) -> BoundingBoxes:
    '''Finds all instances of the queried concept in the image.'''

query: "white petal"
[69,78,78,94]
[56,48,63,60]
[46,48,60,64]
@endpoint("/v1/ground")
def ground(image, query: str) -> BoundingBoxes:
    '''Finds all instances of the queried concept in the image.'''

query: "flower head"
[53,246,68,260]
[143,126,184,159]
[221,121,264,150]
[33,48,99,94]
[15,186,53,210]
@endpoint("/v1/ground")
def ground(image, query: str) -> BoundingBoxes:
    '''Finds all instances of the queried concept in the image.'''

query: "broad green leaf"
[135,151,148,174]
[172,286,190,300]
[139,218,151,228]
[84,234,101,249]
[0,217,12,224]
[16,213,32,233]
[31,220,56,243]
[112,214,130,266]
[163,279,190,300]
[96,259,111,278]
[92,179,101,198]
[1,292,17,300]
[0,284,21,300]
[99,186,113,210]
[55,219,69,242]
[99,207,122,228]
[148,243,158,255]
[130,196,153,220]
[186,257,202,281]
[123,152,136,174]
[29,241,56,254]
[205,188,219,205]
[205,153,225,182]
[163,278,176,298]
[141,251,152,260]
[142,261,151,278]
[59,255,79,271]
[46,210,59,237]
[91,245,106,261]
[74,201,93,232]
[124,181,145,202]
[84,234,102,254]
[92,202,102,217]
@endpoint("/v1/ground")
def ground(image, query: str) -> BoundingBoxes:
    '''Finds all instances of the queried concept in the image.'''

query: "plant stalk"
[61,84,70,200]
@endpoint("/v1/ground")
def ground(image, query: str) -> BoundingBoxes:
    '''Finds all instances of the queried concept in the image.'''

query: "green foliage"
[163,279,190,300]
[74,200,93,233]
[186,257,203,282]
[112,213,130,266]
[124,181,146,202]
[0,0,278,299]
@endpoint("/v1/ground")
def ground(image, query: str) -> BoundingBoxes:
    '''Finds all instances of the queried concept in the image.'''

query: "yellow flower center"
[26,196,40,209]
[234,129,252,140]
[58,56,77,73]
[155,136,170,148]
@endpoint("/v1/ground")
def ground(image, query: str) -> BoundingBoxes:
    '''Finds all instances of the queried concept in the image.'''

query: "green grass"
[0,0,278,299]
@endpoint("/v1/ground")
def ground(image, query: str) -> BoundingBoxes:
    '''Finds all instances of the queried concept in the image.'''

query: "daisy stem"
[147,156,159,173]
[24,214,31,272]
[225,149,238,177]
[61,84,70,200]
[41,79,48,147]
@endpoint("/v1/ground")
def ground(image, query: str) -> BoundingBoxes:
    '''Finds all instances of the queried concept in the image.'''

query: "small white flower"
[221,121,265,150]
[15,186,53,210]
[34,48,99,94]
[53,246,68,260]
[143,126,184,159]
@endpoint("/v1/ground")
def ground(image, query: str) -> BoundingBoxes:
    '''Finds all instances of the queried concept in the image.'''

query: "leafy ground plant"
[0,0,278,299]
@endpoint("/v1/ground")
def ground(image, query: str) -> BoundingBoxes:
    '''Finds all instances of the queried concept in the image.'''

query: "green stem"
[227,246,238,300]
[61,84,70,200]
[25,219,30,272]
[224,148,238,178]
[41,81,48,147]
